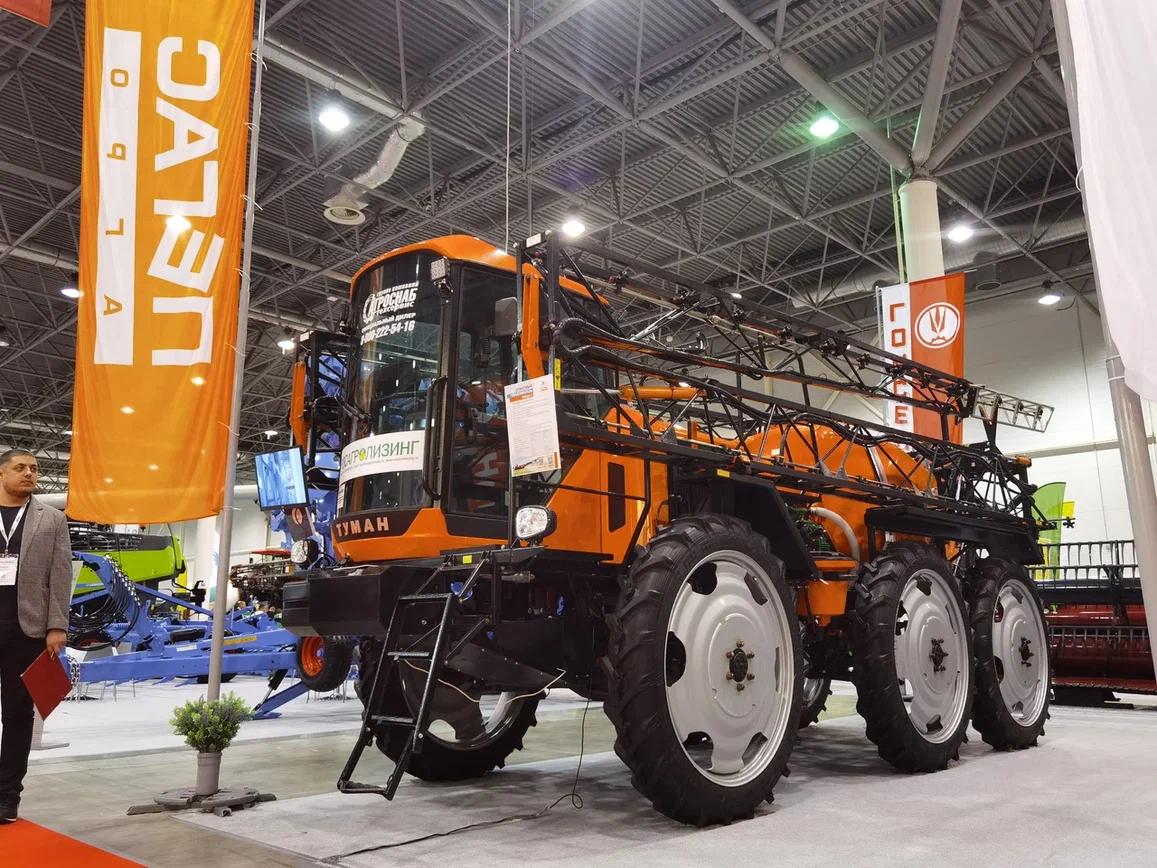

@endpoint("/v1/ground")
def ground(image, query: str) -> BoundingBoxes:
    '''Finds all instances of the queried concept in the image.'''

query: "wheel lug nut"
[736,683,745,691]
[725,651,733,659]
[747,673,755,681]
[726,673,733,680]
[746,651,754,659]
[736,640,744,648]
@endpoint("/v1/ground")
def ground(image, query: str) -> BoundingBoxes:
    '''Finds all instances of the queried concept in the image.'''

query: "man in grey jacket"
[0,448,73,823]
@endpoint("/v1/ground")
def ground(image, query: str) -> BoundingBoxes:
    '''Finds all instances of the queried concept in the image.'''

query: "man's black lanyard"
[0,502,28,558]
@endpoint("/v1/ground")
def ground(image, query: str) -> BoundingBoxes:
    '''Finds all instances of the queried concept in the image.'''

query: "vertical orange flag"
[879,273,967,442]
[68,0,255,523]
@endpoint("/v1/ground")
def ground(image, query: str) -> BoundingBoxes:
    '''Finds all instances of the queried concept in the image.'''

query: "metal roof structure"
[0,0,1089,490]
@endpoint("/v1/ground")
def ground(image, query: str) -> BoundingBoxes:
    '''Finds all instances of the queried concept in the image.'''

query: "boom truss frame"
[513,231,1053,533]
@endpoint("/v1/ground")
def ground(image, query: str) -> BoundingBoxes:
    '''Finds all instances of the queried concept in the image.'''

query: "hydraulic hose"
[807,506,861,562]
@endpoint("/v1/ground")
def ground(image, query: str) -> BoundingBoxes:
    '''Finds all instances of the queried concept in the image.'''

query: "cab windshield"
[346,252,443,512]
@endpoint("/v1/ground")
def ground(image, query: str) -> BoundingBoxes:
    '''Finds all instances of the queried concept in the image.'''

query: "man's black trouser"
[0,622,44,798]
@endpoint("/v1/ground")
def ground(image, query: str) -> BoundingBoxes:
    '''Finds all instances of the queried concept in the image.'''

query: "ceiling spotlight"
[560,217,586,237]
[731,291,742,299]
[60,285,82,299]
[946,223,974,243]
[264,429,279,438]
[318,94,351,133]
[0,336,8,348]
[166,214,191,233]
[277,331,296,351]
[809,114,839,139]
[1038,291,1062,306]
[63,429,73,436]
[678,381,691,388]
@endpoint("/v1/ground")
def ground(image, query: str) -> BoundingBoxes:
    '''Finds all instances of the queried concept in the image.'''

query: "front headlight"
[515,506,557,542]
[291,538,319,565]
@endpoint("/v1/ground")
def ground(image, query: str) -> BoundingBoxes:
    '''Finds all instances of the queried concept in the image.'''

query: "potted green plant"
[170,693,253,797]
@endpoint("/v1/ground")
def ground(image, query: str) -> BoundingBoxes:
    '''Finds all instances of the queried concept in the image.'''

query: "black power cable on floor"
[323,693,592,864]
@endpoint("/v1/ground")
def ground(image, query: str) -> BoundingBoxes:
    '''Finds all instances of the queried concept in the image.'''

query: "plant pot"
[195,751,222,797]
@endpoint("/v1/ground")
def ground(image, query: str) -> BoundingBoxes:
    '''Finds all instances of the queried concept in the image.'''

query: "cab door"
[443,266,518,540]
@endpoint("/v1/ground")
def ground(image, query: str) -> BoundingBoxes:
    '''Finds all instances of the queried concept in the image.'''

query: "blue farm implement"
[68,553,354,717]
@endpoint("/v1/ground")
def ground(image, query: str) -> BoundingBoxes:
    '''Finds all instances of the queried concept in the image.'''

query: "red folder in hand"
[21,650,71,719]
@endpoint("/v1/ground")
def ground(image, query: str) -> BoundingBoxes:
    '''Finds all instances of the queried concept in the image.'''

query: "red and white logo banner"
[68,0,254,523]
[878,273,966,441]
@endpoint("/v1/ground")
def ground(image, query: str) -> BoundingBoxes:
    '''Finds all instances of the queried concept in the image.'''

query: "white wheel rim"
[894,568,970,744]
[991,577,1048,724]
[664,551,795,787]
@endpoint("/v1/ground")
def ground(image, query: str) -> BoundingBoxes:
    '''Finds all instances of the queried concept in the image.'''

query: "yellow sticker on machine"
[462,554,474,565]
[716,469,731,478]
[553,357,562,390]
[223,634,258,646]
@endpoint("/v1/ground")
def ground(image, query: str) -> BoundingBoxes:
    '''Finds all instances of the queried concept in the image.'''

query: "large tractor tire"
[606,514,802,826]
[969,558,1051,750]
[356,640,539,781]
[851,542,974,772]
[297,636,353,692]
[798,676,832,728]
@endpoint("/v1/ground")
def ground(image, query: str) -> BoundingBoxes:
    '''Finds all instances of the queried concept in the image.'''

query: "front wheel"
[851,542,974,772]
[969,558,1050,749]
[607,514,802,826]
[357,641,539,781]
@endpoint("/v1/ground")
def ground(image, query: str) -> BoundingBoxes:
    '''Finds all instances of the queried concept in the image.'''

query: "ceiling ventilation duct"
[322,115,425,225]
[968,250,1003,292]
[262,35,425,226]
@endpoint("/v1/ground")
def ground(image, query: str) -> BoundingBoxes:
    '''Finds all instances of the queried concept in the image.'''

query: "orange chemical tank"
[743,422,933,559]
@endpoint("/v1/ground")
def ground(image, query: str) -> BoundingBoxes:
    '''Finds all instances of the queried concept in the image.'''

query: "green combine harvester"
[70,524,187,595]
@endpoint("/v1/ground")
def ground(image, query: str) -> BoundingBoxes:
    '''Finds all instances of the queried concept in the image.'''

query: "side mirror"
[494,297,519,338]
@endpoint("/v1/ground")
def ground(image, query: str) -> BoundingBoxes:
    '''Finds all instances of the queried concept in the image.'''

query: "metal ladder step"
[370,714,415,726]
[339,781,388,795]
[387,650,431,659]
[399,592,454,603]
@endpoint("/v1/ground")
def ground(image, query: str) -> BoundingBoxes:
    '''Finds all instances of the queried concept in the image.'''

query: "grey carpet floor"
[177,703,1157,866]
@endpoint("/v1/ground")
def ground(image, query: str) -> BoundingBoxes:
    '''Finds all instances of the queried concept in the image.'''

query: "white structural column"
[898,178,945,281]
[1053,0,1157,678]
[193,514,219,588]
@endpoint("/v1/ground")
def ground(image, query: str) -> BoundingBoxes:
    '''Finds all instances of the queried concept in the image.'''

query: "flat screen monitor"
[255,447,308,511]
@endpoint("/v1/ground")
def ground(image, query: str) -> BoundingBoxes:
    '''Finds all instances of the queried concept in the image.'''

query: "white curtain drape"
[1064,0,1157,400]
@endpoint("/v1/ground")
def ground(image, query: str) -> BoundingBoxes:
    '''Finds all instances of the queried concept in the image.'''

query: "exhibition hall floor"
[15,682,1157,866]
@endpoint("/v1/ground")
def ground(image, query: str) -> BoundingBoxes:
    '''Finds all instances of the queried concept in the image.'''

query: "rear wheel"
[357,641,539,781]
[851,542,973,771]
[798,676,832,728]
[969,558,1050,749]
[607,514,801,826]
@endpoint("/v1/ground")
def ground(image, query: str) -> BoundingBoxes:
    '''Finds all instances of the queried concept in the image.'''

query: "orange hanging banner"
[878,273,966,442]
[68,0,254,523]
